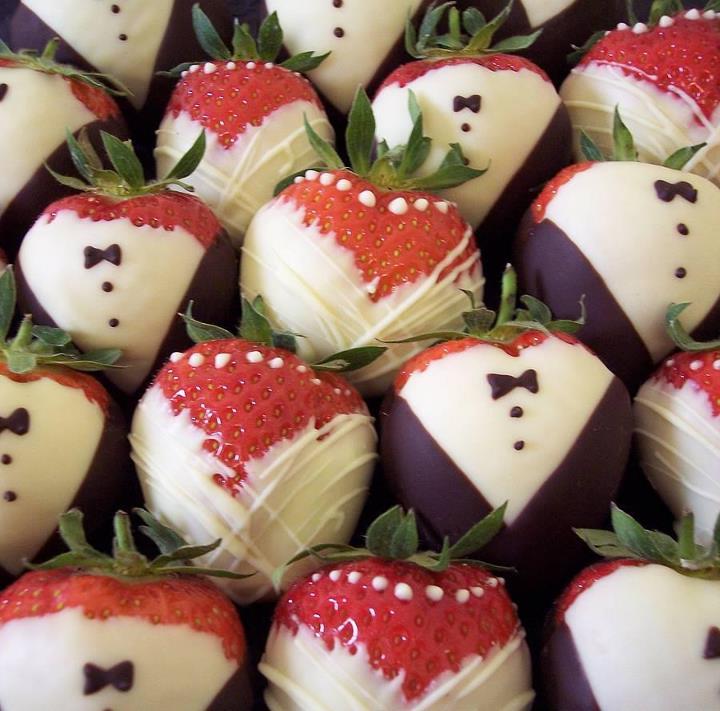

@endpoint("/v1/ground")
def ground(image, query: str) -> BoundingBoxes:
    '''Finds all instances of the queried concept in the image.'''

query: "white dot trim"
[336,179,352,192]
[690,360,704,372]
[686,8,701,19]
[269,357,285,369]
[471,587,484,598]
[203,62,217,74]
[372,576,388,591]
[456,589,470,604]
[394,583,413,601]
[389,197,409,215]
[658,15,674,28]
[246,351,263,364]
[713,360,720,371]
[305,170,319,181]
[320,173,336,186]
[347,572,362,584]
[170,352,184,364]
[632,22,648,34]
[359,190,377,208]
[435,202,449,214]
[312,573,322,582]
[226,61,236,70]
[329,570,341,582]
[214,353,231,369]
[246,61,256,69]
[414,198,429,212]
[188,353,205,367]
[425,585,444,602]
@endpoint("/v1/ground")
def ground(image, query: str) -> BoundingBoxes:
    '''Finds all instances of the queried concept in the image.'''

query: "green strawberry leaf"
[164,130,206,181]
[388,510,420,560]
[398,93,432,179]
[612,106,638,162]
[346,87,376,177]
[304,115,344,170]
[462,8,486,35]
[567,30,606,66]
[492,30,542,53]
[280,51,330,73]
[101,132,145,190]
[134,508,189,555]
[663,143,706,171]
[257,11,284,62]
[666,302,720,352]
[192,3,232,60]
[449,503,507,558]
[366,506,404,558]
[182,302,235,344]
[239,296,274,346]
[312,346,387,373]
[31,326,72,347]
[579,131,606,162]
[648,0,684,25]
[232,21,258,59]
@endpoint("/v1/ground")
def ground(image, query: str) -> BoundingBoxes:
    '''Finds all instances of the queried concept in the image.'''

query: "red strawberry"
[561,8,720,184]
[241,87,484,397]
[635,303,720,545]
[16,129,238,396]
[380,270,632,593]
[543,506,720,710]
[0,509,252,709]
[156,8,333,245]
[131,301,379,604]
[261,506,534,709]
[0,267,130,582]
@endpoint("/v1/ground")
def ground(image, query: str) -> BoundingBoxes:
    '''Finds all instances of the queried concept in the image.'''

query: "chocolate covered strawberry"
[242,88,485,397]
[543,506,720,710]
[561,1,720,184]
[514,112,720,390]
[16,130,237,397]
[262,506,534,710]
[0,267,129,581]
[0,508,252,710]
[372,2,571,282]
[156,8,332,246]
[130,301,381,604]
[635,303,720,544]
[0,39,126,258]
[380,269,633,591]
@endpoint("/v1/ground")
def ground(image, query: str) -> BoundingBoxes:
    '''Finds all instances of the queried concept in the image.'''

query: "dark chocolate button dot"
[0,84,8,102]
[675,267,687,279]
[461,123,471,133]
[510,406,524,418]
[677,223,689,236]
[119,33,128,41]
[111,3,120,12]
[514,440,525,451]
[704,626,720,659]
[109,318,119,328]
[333,0,343,6]
[1,454,11,465]
[102,282,114,293]
[3,491,17,502]
[334,27,345,38]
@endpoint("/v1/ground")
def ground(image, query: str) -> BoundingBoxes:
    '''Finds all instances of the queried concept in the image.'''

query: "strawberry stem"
[666,302,720,352]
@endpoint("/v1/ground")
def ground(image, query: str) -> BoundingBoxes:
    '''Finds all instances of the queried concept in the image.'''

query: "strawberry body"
[17,191,237,395]
[156,59,333,245]
[0,567,251,710]
[381,331,632,591]
[561,10,720,184]
[262,558,534,709]
[241,168,484,397]
[131,339,377,604]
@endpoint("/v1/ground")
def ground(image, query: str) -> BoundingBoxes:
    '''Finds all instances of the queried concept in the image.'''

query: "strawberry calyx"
[666,302,720,352]
[48,127,207,198]
[166,4,328,77]
[580,105,706,167]
[382,264,586,347]
[405,0,541,59]
[31,508,251,581]
[182,297,387,373]
[0,267,120,375]
[0,37,128,97]
[277,86,485,194]
[576,504,720,579]
[272,504,510,588]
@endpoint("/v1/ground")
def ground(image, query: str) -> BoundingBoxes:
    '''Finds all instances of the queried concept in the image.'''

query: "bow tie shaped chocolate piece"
[487,369,539,400]
[84,244,122,270]
[453,94,482,113]
[0,408,29,436]
[83,661,134,695]
[654,180,698,204]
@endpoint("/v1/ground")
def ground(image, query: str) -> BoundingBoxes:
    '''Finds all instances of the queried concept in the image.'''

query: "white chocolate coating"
[21,0,174,109]
[241,197,483,397]
[156,100,333,246]
[0,66,95,219]
[521,0,575,28]
[634,374,720,544]
[261,625,534,711]
[565,564,720,710]
[399,337,614,523]
[130,385,377,604]
[265,0,423,113]
[373,61,561,229]
[0,376,104,575]
[0,607,237,710]
[19,210,206,393]
[544,161,720,362]
[561,62,720,185]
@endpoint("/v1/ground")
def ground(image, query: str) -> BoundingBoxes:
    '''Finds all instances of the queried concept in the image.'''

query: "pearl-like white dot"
[312,573,322,582]
[690,360,704,371]
[425,585,444,602]
[305,170,319,181]
[616,22,629,30]
[189,64,200,73]
[414,198,429,212]
[713,360,720,371]
[320,173,336,186]
[333,388,342,395]
[389,197,409,215]
[170,352,184,363]
[686,8,701,19]
[189,353,205,367]
[329,570,341,582]
[666,358,675,367]
[269,357,284,369]
[659,15,675,27]
[294,176,305,184]
[359,190,377,208]
[471,587,484,598]
[246,351,263,364]
[297,365,308,373]
[704,10,717,20]
[632,22,648,34]
[347,571,362,584]
[394,583,413,601]
[456,589,470,604]
[372,576,388,591]
[246,61,256,69]
[265,62,275,69]
[181,70,188,78]
[336,179,352,192]
[214,353,231,369]
[487,578,498,588]
[203,62,217,74]
[311,378,322,386]
[435,202,449,214]
[226,61,236,70]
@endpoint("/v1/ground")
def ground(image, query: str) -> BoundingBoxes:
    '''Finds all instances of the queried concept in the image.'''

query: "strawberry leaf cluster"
[666,302,720,352]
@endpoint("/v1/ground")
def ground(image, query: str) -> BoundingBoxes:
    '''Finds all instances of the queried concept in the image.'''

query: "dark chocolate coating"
[380,375,632,593]
[16,227,239,400]
[0,390,134,588]
[514,213,720,393]
[0,114,127,261]
[207,662,253,710]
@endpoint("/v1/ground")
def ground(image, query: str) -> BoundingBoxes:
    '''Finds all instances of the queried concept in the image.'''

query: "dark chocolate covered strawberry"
[0,39,126,258]
[543,506,720,710]
[514,112,720,390]
[0,267,129,581]
[262,506,535,710]
[16,130,237,397]
[0,509,252,710]
[156,7,333,246]
[241,88,485,397]
[561,1,720,184]
[380,269,633,591]
[130,301,381,604]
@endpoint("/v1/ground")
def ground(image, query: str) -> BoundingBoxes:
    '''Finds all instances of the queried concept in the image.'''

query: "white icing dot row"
[666,358,675,367]
[170,352,184,364]
[214,353,231,369]
[359,190,376,208]
[414,198,429,212]
[704,10,718,20]
[394,582,413,601]
[188,353,205,367]
[690,359,704,371]
[189,64,200,73]
[632,22,648,34]
[247,61,256,70]
[246,351,263,364]
[435,202,449,214]
[204,62,217,74]
[305,170,319,181]
[471,586,484,598]
[455,589,470,604]
[686,8,701,20]
[425,585,443,602]
[227,61,236,71]
[347,571,362,584]
[320,173,336,187]
[372,576,388,591]
[311,378,322,386]
[329,570,342,582]
[713,360,720,371]
[312,573,322,583]
[336,179,352,192]
[269,357,284,370]
[265,62,275,69]
[297,365,308,374]
[658,15,674,28]
[389,197,408,215]
[616,22,630,31]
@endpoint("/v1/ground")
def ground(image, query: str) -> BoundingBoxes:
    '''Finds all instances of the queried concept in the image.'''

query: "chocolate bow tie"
[84,244,122,270]
[654,180,698,204]
[83,661,134,695]
[0,408,29,436]
[453,94,482,113]
[487,369,539,400]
